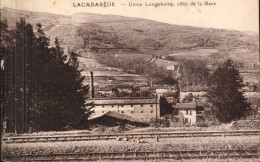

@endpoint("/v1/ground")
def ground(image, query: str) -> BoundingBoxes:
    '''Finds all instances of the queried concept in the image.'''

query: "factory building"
[88,96,197,125]
[88,97,158,123]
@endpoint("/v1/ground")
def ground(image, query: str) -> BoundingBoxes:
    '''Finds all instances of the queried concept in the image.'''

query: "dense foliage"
[1,19,91,133]
[206,59,251,123]
[96,54,177,86]
[179,59,210,88]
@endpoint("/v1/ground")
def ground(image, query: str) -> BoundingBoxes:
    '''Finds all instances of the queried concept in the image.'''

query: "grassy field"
[2,136,259,157]
[2,122,259,160]
[3,119,259,138]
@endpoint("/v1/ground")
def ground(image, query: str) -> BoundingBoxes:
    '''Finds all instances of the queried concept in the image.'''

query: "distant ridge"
[1,7,258,66]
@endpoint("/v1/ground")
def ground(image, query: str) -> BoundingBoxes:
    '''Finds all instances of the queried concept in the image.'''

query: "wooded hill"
[1,7,258,68]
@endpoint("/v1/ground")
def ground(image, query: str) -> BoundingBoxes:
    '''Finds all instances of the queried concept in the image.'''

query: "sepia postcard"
[0,0,259,161]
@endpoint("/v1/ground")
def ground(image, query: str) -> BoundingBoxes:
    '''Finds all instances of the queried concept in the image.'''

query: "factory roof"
[172,103,196,109]
[87,97,156,105]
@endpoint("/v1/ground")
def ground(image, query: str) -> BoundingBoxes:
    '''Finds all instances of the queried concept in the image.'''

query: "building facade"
[88,97,159,122]
[172,103,197,124]
[88,97,197,125]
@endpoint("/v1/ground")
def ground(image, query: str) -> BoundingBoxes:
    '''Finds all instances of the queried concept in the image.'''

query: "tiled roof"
[172,103,196,109]
[87,97,156,105]
[88,111,147,123]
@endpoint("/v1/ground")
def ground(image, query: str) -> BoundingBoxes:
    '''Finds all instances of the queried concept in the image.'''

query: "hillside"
[1,7,259,72]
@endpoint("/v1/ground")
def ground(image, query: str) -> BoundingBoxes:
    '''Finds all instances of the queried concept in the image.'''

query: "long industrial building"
[88,97,197,125]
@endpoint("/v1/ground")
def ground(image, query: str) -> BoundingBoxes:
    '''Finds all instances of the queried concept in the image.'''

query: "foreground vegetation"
[2,136,259,156]
[0,19,91,133]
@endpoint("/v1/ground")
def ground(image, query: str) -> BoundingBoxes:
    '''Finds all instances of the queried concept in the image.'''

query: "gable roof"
[172,103,196,109]
[88,111,147,124]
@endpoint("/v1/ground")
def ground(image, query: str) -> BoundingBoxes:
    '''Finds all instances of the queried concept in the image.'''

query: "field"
[2,122,259,161]
[78,53,150,88]
[2,136,259,159]
[169,48,218,61]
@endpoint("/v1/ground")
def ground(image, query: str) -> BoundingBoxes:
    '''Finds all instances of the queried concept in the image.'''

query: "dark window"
[112,105,114,107]
[121,105,124,107]
[174,110,178,115]
[121,111,124,113]
[131,111,134,114]
[184,118,188,123]
[186,109,189,115]
[102,105,105,108]
[150,110,153,113]
[141,104,143,107]
[131,104,133,107]
[150,104,153,107]
[190,110,192,115]
[141,111,144,113]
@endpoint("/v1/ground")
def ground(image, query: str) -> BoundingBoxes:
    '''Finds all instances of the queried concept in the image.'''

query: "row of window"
[186,109,192,115]
[174,110,192,115]
[101,110,154,114]
[98,104,154,108]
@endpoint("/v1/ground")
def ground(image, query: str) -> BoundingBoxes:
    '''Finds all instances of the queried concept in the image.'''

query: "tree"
[0,19,11,134]
[207,59,251,123]
[1,19,92,133]
[179,59,209,87]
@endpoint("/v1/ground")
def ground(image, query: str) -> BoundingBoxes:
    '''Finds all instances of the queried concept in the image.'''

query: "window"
[102,105,105,108]
[186,109,189,115]
[150,110,153,113]
[131,111,134,114]
[141,111,144,113]
[121,111,124,113]
[190,110,192,115]
[121,105,124,107]
[184,118,188,123]
[131,104,133,107]
[174,110,178,115]
[111,105,114,107]
[150,104,153,107]
[141,104,143,107]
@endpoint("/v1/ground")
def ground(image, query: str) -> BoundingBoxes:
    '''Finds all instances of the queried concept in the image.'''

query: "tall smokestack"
[90,71,94,98]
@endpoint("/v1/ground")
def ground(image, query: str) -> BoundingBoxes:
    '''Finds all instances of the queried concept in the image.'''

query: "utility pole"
[155,93,158,128]
[24,49,27,133]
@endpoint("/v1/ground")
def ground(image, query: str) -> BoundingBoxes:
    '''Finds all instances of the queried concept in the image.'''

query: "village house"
[172,103,197,124]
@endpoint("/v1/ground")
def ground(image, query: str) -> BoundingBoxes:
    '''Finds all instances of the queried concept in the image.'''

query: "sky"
[1,0,259,32]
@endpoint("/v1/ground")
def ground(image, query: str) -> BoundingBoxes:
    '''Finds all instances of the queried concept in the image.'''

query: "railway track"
[2,130,260,144]
[2,149,259,161]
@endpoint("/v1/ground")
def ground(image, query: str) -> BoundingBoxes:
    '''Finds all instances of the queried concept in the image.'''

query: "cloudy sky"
[1,0,259,32]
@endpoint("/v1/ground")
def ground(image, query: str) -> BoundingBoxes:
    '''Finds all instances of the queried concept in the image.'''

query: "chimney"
[90,71,94,98]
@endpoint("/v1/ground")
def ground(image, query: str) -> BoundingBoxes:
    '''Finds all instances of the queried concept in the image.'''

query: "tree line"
[1,19,92,134]
[96,54,177,85]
